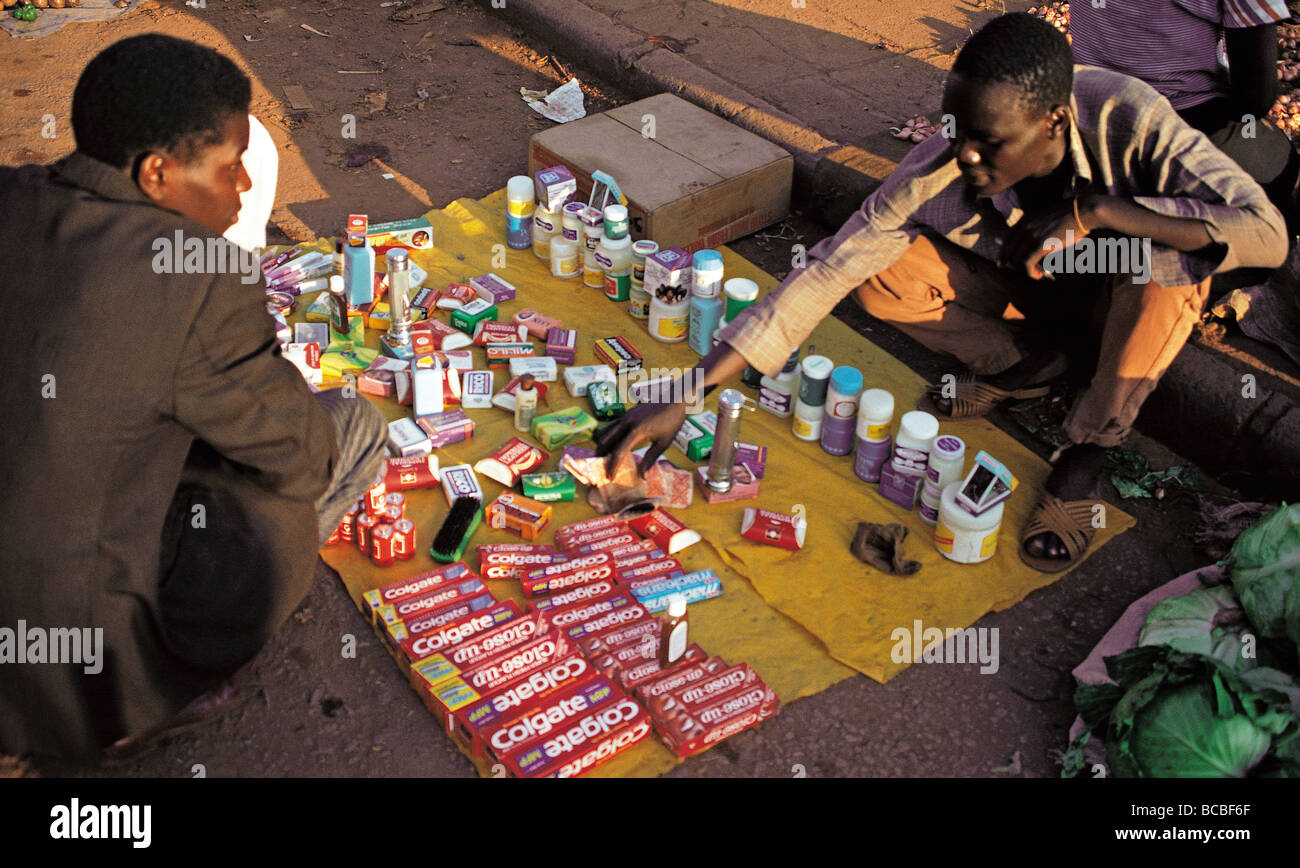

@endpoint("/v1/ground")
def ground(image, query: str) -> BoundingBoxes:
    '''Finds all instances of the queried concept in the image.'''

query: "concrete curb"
[481,0,1300,490]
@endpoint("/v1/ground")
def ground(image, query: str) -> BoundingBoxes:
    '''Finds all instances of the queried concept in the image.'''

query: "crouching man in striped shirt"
[595,12,1287,572]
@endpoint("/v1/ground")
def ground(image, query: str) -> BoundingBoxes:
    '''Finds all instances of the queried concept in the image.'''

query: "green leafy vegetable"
[1073,646,1298,778]
[1223,503,1300,656]
[1139,585,1256,673]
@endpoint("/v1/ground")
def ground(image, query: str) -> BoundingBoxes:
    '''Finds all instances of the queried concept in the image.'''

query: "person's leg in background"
[1020,270,1213,568]
[313,389,388,543]
[854,232,1070,416]
[223,114,278,253]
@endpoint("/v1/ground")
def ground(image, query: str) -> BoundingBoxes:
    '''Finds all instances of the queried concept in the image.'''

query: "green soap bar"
[521,471,577,502]
[530,408,599,450]
[588,380,626,420]
[450,299,498,335]
[329,313,365,346]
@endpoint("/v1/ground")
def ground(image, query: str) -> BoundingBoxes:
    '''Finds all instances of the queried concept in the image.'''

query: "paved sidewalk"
[482,0,1300,491]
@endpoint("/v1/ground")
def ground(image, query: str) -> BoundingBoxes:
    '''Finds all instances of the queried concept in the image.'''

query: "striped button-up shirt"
[721,66,1289,376]
[1071,0,1291,110]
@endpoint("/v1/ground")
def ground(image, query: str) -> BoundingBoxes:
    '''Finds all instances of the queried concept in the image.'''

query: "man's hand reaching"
[593,395,689,479]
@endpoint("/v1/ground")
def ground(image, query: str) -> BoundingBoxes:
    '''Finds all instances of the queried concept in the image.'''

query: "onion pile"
[891,115,941,144]
[1027,2,1071,41]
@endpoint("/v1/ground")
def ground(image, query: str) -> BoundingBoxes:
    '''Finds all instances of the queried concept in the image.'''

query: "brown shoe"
[102,681,253,762]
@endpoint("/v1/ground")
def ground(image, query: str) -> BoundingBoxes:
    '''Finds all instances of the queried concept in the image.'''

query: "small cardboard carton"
[529,93,792,253]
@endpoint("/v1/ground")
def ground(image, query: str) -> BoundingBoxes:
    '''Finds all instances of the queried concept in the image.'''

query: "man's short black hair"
[72,34,251,172]
[952,13,1073,114]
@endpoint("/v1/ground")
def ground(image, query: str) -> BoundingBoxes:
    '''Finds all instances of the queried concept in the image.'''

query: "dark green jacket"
[0,153,338,760]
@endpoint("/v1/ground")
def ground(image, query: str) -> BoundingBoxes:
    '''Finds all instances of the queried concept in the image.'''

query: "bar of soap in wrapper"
[741,507,806,550]
[473,437,549,487]
[531,409,599,450]
[521,471,577,502]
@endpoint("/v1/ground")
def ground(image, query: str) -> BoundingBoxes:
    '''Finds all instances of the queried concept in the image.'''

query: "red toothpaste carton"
[564,599,652,644]
[521,551,618,597]
[548,592,638,636]
[424,631,572,722]
[655,662,761,716]
[477,544,567,580]
[618,644,707,690]
[363,561,473,621]
[577,616,661,658]
[555,515,626,547]
[635,656,729,703]
[409,610,552,690]
[449,654,597,755]
[616,557,685,586]
[374,576,486,627]
[385,590,497,651]
[394,600,521,665]
[482,674,623,765]
[529,578,618,612]
[558,522,629,554]
[657,682,780,758]
[500,694,651,778]
[573,531,641,556]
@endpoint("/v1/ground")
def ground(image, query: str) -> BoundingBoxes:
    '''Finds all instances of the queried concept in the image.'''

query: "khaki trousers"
[855,234,1211,447]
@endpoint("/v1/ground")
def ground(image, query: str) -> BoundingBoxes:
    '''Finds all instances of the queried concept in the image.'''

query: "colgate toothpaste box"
[424,631,571,722]
[616,557,685,587]
[564,599,652,644]
[521,551,618,597]
[482,674,623,765]
[573,531,641,557]
[409,611,552,691]
[548,592,638,637]
[385,591,497,651]
[394,600,521,666]
[449,654,597,755]
[374,577,487,627]
[656,662,761,716]
[477,544,567,580]
[558,523,630,554]
[617,644,706,690]
[501,697,652,778]
[555,514,625,548]
[363,562,474,623]
[529,578,618,613]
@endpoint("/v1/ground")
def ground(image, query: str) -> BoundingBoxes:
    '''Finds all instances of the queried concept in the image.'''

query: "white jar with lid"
[791,354,833,441]
[533,201,561,260]
[878,410,938,510]
[854,388,894,482]
[934,481,1004,563]
[919,435,965,525]
[549,238,580,280]
[561,201,586,244]
[648,295,690,343]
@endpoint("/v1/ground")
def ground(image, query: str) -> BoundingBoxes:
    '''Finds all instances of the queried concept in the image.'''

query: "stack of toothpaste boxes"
[362,508,777,776]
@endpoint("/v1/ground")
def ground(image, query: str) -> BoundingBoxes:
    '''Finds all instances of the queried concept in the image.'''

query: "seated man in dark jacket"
[0,34,387,761]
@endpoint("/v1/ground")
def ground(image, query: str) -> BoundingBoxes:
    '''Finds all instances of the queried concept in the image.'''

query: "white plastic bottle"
[759,354,800,418]
[854,388,894,483]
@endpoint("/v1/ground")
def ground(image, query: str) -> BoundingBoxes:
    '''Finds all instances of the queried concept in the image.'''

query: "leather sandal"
[917,354,1068,420]
[1017,493,1103,573]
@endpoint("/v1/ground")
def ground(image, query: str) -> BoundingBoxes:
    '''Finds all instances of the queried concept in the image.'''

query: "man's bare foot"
[931,349,1066,416]
[1022,443,1105,560]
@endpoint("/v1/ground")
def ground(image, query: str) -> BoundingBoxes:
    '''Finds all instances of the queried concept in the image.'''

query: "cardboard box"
[529,94,792,254]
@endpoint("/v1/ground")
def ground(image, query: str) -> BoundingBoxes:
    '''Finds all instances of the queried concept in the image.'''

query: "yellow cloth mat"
[313,190,1134,777]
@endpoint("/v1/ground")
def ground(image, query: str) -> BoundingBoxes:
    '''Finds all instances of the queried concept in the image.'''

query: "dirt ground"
[0,0,1261,781]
